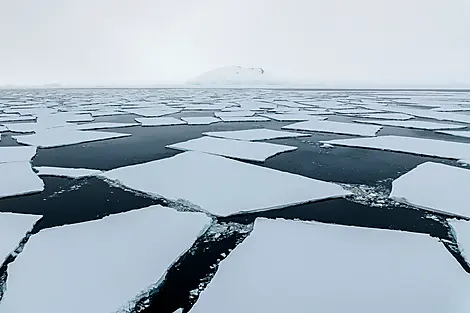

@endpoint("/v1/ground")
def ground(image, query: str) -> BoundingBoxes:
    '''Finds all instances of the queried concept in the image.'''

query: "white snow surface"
[0,205,210,313]
[0,146,37,163]
[102,152,351,216]
[354,119,466,130]
[191,218,470,313]
[166,136,297,162]
[135,117,186,126]
[437,130,470,139]
[13,129,131,148]
[180,117,220,125]
[75,122,139,130]
[203,128,309,141]
[34,166,103,178]
[358,113,414,120]
[0,213,42,261]
[390,162,470,218]
[219,116,270,122]
[450,221,470,264]
[0,162,45,198]
[321,135,470,163]
[283,120,382,136]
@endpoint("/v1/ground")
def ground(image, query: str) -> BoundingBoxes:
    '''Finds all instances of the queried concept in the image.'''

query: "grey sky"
[1,0,469,86]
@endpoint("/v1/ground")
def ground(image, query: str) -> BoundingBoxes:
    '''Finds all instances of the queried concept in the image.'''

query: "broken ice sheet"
[101,151,350,216]
[0,213,42,261]
[191,218,469,313]
[0,146,37,163]
[135,117,186,127]
[450,221,470,265]
[166,136,297,162]
[122,107,181,117]
[261,113,327,122]
[214,111,255,117]
[321,136,470,163]
[75,122,139,130]
[358,113,414,120]
[354,119,466,130]
[180,117,221,125]
[283,120,382,136]
[13,129,131,148]
[0,205,210,313]
[34,166,103,179]
[437,130,470,139]
[0,162,45,198]
[203,128,309,141]
[219,116,270,122]
[390,162,470,218]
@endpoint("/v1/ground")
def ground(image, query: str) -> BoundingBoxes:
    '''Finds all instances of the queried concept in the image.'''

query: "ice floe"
[203,129,309,141]
[332,108,384,115]
[283,120,382,136]
[437,130,470,139]
[390,162,470,218]
[0,213,42,261]
[0,146,37,163]
[261,113,327,122]
[102,151,350,216]
[34,166,103,179]
[13,130,131,148]
[214,111,255,117]
[0,115,36,123]
[135,117,186,127]
[321,136,470,164]
[354,120,466,130]
[180,117,221,125]
[219,116,270,122]
[0,205,210,313]
[75,122,139,130]
[0,162,45,198]
[357,113,414,120]
[450,221,470,264]
[191,218,469,313]
[167,136,297,162]
[90,111,128,117]
[123,108,181,117]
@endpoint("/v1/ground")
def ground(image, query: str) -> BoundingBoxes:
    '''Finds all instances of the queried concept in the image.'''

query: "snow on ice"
[34,167,103,179]
[0,213,42,261]
[283,120,382,136]
[180,117,221,125]
[135,117,186,127]
[203,128,309,141]
[354,120,466,130]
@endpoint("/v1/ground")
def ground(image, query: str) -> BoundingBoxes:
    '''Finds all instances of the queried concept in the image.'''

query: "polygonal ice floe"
[75,122,139,130]
[0,205,210,313]
[135,117,186,127]
[34,166,103,179]
[102,151,350,216]
[219,116,270,122]
[0,115,36,123]
[13,129,131,148]
[358,113,414,120]
[180,117,221,125]
[321,136,470,163]
[123,107,181,117]
[261,114,327,122]
[0,213,42,261]
[191,218,469,313]
[0,162,45,199]
[90,111,128,117]
[167,136,297,162]
[283,120,382,136]
[203,128,309,141]
[390,162,470,218]
[437,130,470,139]
[354,119,466,130]
[214,111,255,117]
[0,125,7,132]
[332,108,384,115]
[450,221,470,265]
[0,146,37,163]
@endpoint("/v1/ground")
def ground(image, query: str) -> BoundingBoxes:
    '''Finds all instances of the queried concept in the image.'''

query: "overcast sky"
[1,0,469,86]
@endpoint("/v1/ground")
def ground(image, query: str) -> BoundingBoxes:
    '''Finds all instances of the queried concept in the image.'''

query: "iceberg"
[166,136,297,162]
[0,205,210,313]
[0,213,42,261]
[135,117,186,127]
[0,162,45,198]
[390,162,470,218]
[180,117,220,125]
[354,120,466,130]
[283,120,382,136]
[203,129,309,141]
[191,218,470,313]
[34,166,103,179]
[101,151,351,216]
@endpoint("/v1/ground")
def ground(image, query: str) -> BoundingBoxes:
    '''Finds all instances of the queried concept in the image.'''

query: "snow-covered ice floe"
[0,125,7,132]
[166,136,297,162]
[181,117,221,125]
[203,128,309,141]
[261,113,327,122]
[0,116,36,123]
[0,162,45,198]
[122,107,181,117]
[354,119,466,130]
[358,113,414,120]
[75,122,139,130]
[437,130,470,139]
[332,108,384,115]
[135,117,186,127]
[0,146,37,163]
[0,205,210,313]
[101,152,351,216]
[13,129,131,148]
[390,162,470,218]
[34,166,103,179]
[219,116,270,122]
[283,120,382,136]
[450,221,470,265]
[214,111,255,118]
[321,136,470,164]
[0,213,42,261]
[191,218,470,313]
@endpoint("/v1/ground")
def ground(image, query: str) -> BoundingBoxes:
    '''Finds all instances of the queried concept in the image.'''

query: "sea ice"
[34,166,103,178]
[0,205,210,313]
[0,116,36,123]
[0,162,45,198]
[354,119,466,130]
[283,120,382,136]
[261,113,327,122]
[358,113,414,120]
[75,122,139,130]
[214,111,255,117]
[390,162,470,218]
[180,117,221,125]
[0,213,42,261]
[191,218,469,313]
[0,146,37,163]
[91,111,128,117]
[203,129,309,141]
[13,129,131,148]
[219,116,270,122]
[102,152,350,216]
[0,125,7,132]
[332,108,384,115]
[321,136,470,162]
[166,136,297,162]
[437,130,470,139]
[135,117,186,126]
[450,221,470,264]
[123,108,181,117]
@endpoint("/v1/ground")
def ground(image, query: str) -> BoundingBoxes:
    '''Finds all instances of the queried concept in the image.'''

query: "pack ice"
[390,162,470,218]
[191,218,470,313]
[0,213,42,261]
[283,120,382,136]
[0,205,210,313]
[321,136,470,164]
[203,129,309,141]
